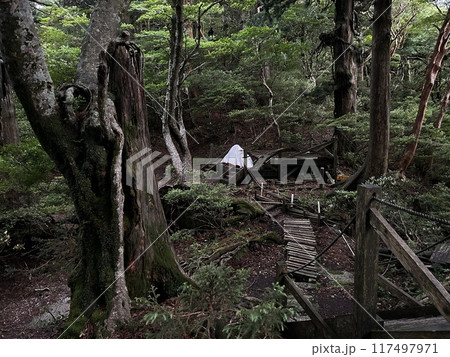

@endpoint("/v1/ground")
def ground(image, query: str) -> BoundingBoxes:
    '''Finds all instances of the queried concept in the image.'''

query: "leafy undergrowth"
[133,266,297,339]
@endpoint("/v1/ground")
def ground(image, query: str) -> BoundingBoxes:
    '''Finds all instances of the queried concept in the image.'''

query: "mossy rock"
[258,231,283,244]
[231,198,265,218]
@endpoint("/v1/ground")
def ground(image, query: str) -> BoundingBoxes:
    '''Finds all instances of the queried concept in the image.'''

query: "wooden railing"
[354,184,450,337]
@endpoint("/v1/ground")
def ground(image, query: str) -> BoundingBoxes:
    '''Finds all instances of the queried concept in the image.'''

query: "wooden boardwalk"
[371,316,450,338]
[283,219,318,280]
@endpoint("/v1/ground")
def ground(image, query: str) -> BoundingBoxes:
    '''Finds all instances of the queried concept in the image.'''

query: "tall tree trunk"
[161,0,193,182]
[397,9,450,175]
[261,60,281,147]
[0,0,186,336]
[333,0,358,118]
[364,0,392,180]
[434,81,450,129]
[76,0,132,89]
[427,80,450,171]
[106,35,187,298]
[0,53,20,146]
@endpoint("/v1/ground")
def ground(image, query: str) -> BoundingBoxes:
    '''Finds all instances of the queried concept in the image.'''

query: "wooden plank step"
[285,231,315,237]
[287,245,316,252]
[285,224,312,228]
[286,243,316,249]
[288,253,316,262]
[286,238,316,244]
[284,222,312,226]
[284,222,313,227]
[288,258,316,268]
[285,237,316,244]
[286,244,316,252]
[284,221,311,224]
[285,228,314,233]
[284,219,310,223]
[287,257,315,266]
[287,256,316,265]
[287,263,317,271]
[287,254,316,262]
[285,234,316,241]
[371,316,450,338]
[284,225,312,229]
[287,253,316,261]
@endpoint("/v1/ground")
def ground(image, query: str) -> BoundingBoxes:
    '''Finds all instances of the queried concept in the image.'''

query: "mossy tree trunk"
[333,0,358,119]
[364,0,392,180]
[0,51,20,146]
[0,0,187,335]
[106,35,188,298]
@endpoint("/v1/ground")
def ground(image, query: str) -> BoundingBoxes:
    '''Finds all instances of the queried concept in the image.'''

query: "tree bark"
[161,0,193,182]
[106,35,188,298]
[0,0,187,335]
[397,9,450,175]
[76,0,132,89]
[261,61,281,147]
[364,0,392,180]
[434,81,450,129]
[333,0,358,118]
[0,52,20,146]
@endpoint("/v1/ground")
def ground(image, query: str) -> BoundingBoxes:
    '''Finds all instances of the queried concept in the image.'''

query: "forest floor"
[0,124,408,338]
[0,203,376,339]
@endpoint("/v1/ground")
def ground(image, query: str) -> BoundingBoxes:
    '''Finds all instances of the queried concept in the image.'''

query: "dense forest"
[0,0,449,339]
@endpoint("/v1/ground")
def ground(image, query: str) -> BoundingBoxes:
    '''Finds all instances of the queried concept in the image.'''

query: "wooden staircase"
[283,219,318,280]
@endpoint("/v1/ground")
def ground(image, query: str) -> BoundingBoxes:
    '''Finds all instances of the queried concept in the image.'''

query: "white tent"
[221,144,254,168]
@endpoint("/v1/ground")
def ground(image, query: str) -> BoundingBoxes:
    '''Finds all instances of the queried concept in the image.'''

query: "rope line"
[372,197,450,227]
[285,216,356,276]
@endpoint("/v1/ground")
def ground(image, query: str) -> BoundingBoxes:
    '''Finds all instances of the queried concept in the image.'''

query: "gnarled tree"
[0,0,186,335]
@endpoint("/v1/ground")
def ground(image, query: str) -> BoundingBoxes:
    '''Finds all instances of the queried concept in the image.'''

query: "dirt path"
[0,265,69,338]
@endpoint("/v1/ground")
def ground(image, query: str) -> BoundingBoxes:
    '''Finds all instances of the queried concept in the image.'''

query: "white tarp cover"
[221,144,254,168]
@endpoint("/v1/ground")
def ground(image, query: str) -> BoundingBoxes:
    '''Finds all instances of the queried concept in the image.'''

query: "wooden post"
[354,184,381,337]
[276,261,287,282]
[333,138,338,179]
[319,167,325,189]
[276,261,288,306]
[243,150,248,178]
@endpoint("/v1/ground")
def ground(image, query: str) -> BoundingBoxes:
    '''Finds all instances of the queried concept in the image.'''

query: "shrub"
[140,264,296,338]
[163,183,234,228]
